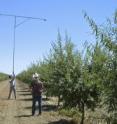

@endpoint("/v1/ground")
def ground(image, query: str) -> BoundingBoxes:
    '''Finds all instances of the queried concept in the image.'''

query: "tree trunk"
[80,102,85,124]
[58,95,60,106]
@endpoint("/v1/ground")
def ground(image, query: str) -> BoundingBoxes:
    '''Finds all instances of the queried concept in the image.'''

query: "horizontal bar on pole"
[0,13,47,21]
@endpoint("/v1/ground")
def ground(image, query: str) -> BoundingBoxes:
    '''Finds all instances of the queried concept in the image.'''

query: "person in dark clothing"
[30,73,43,116]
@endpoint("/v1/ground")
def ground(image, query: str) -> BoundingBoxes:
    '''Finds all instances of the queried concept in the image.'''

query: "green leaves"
[84,10,117,123]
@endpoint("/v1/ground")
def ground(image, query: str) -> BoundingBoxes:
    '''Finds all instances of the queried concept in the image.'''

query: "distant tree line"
[0,73,8,81]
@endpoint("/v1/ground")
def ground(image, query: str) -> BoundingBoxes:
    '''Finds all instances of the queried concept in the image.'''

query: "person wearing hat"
[30,73,43,116]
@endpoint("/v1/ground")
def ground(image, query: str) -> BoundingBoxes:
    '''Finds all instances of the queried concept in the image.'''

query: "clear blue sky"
[0,0,117,74]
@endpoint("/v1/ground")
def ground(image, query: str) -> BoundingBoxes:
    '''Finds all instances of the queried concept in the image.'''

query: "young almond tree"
[84,10,117,123]
[57,35,100,124]
[45,32,67,106]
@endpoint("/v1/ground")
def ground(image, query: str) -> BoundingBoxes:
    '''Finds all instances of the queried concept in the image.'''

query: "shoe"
[38,112,41,116]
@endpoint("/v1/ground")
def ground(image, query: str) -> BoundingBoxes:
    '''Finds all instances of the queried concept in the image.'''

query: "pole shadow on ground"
[14,114,32,118]
[48,119,73,124]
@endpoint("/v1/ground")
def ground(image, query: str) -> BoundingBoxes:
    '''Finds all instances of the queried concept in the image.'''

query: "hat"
[32,73,39,78]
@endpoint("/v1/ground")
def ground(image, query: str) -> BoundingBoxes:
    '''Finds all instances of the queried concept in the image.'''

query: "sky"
[0,0,117,75]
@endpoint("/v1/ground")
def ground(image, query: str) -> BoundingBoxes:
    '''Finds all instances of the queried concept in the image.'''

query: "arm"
[39,83,43,93]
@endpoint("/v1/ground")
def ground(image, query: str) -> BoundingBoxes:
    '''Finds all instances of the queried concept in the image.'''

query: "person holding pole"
[8,73,16,99]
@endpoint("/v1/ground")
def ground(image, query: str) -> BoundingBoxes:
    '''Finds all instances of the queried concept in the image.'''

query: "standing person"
[30,73,43,116]
[8,73,16,99]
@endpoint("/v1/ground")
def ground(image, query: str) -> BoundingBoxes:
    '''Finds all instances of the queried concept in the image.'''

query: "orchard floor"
[0,80,69,124]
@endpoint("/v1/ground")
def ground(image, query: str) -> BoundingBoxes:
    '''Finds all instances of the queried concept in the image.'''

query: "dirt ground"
[0,80,69,124]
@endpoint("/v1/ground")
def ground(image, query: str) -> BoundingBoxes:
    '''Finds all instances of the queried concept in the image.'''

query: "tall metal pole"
[0,13,46,74]
[13,16,16,75]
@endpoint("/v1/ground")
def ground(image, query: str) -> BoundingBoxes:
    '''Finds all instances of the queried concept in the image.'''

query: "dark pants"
[32,95,42,115]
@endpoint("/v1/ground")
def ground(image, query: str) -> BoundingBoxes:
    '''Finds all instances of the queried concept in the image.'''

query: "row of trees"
[0,73,8,81]
[17,11,117,124]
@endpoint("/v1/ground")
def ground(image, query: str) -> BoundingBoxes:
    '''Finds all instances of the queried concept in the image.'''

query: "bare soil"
[0,80,69,124]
